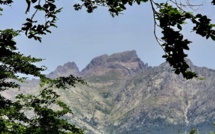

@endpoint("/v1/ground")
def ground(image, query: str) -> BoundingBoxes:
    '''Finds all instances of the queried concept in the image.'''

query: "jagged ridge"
[48,50,149,79]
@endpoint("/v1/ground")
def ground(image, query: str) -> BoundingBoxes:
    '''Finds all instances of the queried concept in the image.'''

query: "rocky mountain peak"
[82,50,149,77]
[158,58,195,73]
[107,50,139,62]
[84,54,108,69]
[47,62,80,78]
[47,50,150,79]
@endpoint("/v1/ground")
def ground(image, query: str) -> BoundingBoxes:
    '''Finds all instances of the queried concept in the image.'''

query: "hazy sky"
[2,0,215,74]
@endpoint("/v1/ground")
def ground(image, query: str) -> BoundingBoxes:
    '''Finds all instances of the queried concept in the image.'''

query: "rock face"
[18,50,215,134]
[47,62,80,78]
[81,50,149,77]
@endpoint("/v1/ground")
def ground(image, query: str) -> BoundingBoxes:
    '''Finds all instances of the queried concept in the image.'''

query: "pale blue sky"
[1,0,215,74]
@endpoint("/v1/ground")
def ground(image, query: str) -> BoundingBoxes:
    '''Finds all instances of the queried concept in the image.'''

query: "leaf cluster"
[0,0,13,5]
[21,0,62,42]
[156,3,197,79]
[12,88,84,134]
[74,0,148,17]
[0,29,44,90]
[155,2,215,79]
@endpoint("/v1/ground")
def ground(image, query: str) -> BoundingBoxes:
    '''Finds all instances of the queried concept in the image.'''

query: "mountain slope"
[16,50,215,134]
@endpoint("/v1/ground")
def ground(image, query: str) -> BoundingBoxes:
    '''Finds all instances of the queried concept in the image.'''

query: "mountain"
[13,50,215,134]
[81,50,149,77]
[47,62,80,78]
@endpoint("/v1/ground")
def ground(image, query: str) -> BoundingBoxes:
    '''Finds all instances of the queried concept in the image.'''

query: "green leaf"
[177,24,182,30]
[211,35,215,41]
[32,0,37,3]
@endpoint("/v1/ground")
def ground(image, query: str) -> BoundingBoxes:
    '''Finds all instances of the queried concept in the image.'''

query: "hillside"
[6,50,215,134]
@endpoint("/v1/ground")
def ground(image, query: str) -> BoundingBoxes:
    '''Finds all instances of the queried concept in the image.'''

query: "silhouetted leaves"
[50,75,86,89]
[73,0,148,16]
[22,0,62,42]
[155,4,197,79]
[0,0,13,5]
[212,0,215,5]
